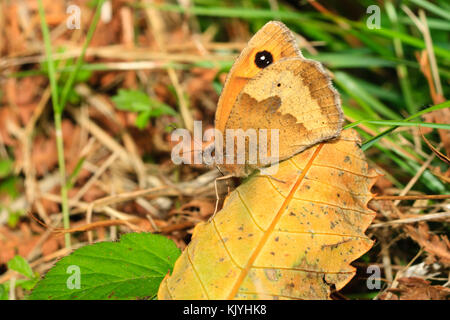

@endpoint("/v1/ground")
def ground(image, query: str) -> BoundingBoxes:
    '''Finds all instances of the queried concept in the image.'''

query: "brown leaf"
[0,224,64,264]
[186,68,219,104]
[416,51,450,155]
[430,167,450,184]
[62,120,83,174]
[4,4,26,55]
[405,223,450,266]
[380,277,450,300]
[24,134,58,176]
[170,199,215,219]
[80,185,107,203]
[0,107,20,146]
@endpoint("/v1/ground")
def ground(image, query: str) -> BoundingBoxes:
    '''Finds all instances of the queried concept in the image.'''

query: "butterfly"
[213,21,343,177]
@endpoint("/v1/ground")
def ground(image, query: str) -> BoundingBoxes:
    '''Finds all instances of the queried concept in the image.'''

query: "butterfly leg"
[266,175,287,184]
[210,174,234,221]
[256,174,286,184]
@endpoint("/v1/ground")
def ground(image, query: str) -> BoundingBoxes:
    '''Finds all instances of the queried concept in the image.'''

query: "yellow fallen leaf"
[158,129,378,299]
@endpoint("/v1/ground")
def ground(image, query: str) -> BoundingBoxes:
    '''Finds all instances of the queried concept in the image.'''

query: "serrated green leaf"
[8,255,34,279]
[29,233,180,300]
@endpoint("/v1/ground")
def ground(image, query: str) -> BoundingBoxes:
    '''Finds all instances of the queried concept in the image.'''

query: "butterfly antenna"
[215,165,225,177]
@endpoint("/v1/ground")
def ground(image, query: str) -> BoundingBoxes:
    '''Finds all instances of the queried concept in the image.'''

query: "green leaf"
[112,89,153,112]
[135,111,152,129]
[0,176,19,198]
[148,102,177,117]
[7,255,34,279]
[113,89,176,115]
[0,276,40,299]
[73,69,93,83]
[112,89,176,129]
[0,159,13,179]
[16,278,40,291]
[29,233,180,300]
[0,284,7,300]
[7,210,22,228]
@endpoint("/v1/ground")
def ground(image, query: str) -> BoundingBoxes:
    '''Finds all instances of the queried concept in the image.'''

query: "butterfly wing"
[215,21,301,133]
[215,21,343,176]
[221,57,343,176]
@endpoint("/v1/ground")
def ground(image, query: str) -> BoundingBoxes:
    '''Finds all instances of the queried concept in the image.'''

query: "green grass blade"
[385,0,416,114]
[308,53,397,68]
[59,0,105,111]
[335,72,401,119]
[345,120,450,130]
[409,0,450,20]
[139,3,311,20]
[361,100,450,150]
[37,2,60,114]
[37,0,70,247]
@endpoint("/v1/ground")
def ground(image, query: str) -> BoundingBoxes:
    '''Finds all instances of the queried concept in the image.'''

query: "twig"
[72,152,119,203]
[0,46,236,71]
[402,6,443,97]
[143,0,194,131]
[377,248,424,300]
[394,150,435,206]
[370,211,450,228]
[381,238,393,283]
[9,277,16,300]
[374,194,450,201]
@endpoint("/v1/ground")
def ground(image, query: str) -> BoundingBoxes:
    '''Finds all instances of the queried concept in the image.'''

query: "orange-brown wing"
[220,57,343,176]
[215,21,301,133]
